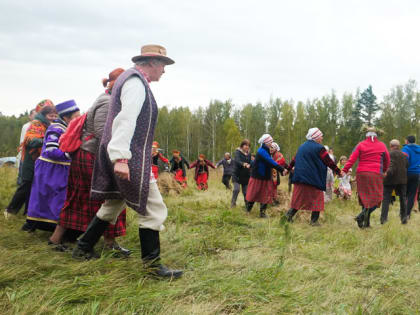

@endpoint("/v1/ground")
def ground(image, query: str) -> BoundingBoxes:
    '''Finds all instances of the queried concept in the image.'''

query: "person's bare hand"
[114,162,130,181]
[282,169,288,176]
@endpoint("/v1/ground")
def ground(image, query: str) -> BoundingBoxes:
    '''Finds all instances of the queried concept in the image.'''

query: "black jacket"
[384,150,408,185]
[216,158,234,176]
[232,148,251,184]
[170,155,190,177]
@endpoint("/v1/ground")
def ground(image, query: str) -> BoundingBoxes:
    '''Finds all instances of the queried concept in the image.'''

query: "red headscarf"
[102,68,125,93]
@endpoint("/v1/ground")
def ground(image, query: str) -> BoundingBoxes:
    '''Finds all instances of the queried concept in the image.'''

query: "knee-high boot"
[139,228,183,279]
[72,216,110,260]
[259,204,267,218]
[364,207,377,228]
[355,208,366,228]
[285,208,298,222]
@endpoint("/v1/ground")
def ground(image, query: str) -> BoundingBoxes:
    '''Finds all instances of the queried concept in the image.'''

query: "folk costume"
[271,142,288,204]
[216,154,234,189]
[285,128,341,225]
[246,134,285,218]
[170,150,189,188]
[58,87,127,240]
[4,102,55,219]
[24,100,80,232]
[73,45,182,279]
[401,138,420,218]
[190,155,216,190]
[231,146,251,208]
[151,141,169,179]
[342,126,390,228]
[380,144,408,224]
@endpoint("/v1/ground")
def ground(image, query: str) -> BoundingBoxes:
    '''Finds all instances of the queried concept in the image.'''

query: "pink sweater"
[343,138,390,175]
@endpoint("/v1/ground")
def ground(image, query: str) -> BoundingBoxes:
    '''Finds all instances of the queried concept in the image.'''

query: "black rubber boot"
[285,208,298,222]
[310,211,320,226]
[259,204,268,218]
[246,202,254,213]
[364,207,376,228]
[72,216,109,260]
[355,209,365,228]
[139,228,183,279]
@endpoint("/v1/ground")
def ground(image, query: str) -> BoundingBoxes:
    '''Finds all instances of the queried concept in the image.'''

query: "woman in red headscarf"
[49,68,130,256]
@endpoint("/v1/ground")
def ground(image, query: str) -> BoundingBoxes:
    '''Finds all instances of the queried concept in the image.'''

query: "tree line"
[1,80,419,163]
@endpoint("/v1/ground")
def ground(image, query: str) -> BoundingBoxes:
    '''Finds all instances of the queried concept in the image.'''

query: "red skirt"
[290,183,324,212]
[246,177,275,204]
[59,149,126,238]
[152,165,159,179]
[196,173,208,190]
[175,169,187,184]
[356,171,383,208]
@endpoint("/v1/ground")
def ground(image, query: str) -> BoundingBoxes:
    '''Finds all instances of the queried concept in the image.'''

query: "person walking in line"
[72,44,183,279]
[285,128,342,226]
[342,126,390,228]
[402,135,420,219]
[231,139,251,208]
[190,154,216,190]
[49,68,129,255]
[22,100,81,233]
[151,141,169,180]
[380,139,408,224]
[216,152,234,189]
[246,134,286,218]
[170,150,189,188]
[4,102,56,219]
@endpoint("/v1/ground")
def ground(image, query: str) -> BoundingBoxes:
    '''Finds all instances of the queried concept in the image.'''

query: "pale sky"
[1,0,420,116]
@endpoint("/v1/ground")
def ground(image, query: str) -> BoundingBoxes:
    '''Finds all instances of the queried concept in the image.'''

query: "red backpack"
[59,113,89,153]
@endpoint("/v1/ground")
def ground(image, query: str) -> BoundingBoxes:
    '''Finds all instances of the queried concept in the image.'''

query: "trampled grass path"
[0,167,419,314]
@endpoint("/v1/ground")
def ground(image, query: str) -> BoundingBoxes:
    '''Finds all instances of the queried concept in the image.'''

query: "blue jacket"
[402,143,420,174]
[292,140,327,191]
[250,144,284,180]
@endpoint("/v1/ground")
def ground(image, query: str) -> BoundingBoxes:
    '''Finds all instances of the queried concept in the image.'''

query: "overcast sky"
[1,0,420,116]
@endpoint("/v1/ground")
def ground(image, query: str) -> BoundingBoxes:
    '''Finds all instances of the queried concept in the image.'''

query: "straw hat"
[132,44,175,65]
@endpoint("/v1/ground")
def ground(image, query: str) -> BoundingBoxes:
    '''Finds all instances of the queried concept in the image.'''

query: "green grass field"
[1,166,420,314]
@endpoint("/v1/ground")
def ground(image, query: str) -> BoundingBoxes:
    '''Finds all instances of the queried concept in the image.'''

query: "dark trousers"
[406,173,420,217]
[6,180,32,214]
[231,182,247,206]
[381,184,407,223]
[222,174,232,189]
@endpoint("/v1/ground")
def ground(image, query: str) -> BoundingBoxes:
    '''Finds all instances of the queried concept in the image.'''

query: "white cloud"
[1,0,420,115]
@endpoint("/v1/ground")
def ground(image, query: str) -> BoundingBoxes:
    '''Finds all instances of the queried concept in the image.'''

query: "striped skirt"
[290,183,324,212]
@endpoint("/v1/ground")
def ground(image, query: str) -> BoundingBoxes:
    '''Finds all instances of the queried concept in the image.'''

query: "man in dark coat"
[216,152,234,189]
[72,45,182,279]
[381,139,409,224]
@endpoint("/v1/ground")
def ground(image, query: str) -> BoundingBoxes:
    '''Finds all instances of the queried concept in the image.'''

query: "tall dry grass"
[0,167,419,314]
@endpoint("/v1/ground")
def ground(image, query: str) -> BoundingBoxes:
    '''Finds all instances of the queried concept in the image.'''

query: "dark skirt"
[246,177,274,204]
[356,171,383,208]
[290,183,324,212]
[59,149,126,238]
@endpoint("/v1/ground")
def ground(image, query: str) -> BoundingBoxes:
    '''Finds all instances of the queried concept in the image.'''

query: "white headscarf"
[306,128,323,141]
[271,142,280,152]
[366,131,377,142]
[258,134,273,146]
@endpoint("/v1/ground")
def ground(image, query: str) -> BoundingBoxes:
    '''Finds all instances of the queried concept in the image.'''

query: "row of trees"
[154,80,420,162]
[1,80,419,163]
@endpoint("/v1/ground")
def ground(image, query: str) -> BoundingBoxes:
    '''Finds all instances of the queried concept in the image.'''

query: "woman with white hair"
[285,128,342,226]
[245,134,286,218]
[342,126,390,228]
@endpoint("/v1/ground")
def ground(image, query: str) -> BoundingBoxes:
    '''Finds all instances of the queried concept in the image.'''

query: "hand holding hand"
[282,169,288,176]
[114,161,130,181]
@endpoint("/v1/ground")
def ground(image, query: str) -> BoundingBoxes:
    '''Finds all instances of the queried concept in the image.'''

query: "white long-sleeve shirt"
[107,76,156,183]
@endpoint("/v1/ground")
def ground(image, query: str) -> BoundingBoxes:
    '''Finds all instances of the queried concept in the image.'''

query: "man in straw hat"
[342,126,390,228]
[72,45,183,279]
[285,128,343,226]
[380,139,408,224]
[190,154,216,190]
